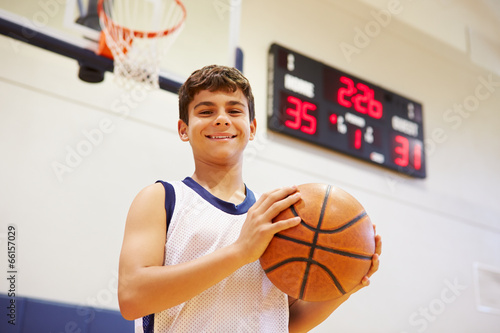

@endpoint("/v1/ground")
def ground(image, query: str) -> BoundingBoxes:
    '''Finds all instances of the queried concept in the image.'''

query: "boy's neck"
[191,165,246,205]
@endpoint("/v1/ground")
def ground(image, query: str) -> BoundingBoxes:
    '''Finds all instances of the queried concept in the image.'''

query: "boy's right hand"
[235,185,302,264]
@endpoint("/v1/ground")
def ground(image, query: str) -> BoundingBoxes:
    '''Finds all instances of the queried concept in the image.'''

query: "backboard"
[0,0,242,93]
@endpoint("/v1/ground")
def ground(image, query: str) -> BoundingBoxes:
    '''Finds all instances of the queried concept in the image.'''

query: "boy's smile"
[178,88,256,165]
[206,134,236,139]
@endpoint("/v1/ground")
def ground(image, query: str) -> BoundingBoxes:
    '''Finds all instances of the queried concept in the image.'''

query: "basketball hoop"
[97,0,186,89]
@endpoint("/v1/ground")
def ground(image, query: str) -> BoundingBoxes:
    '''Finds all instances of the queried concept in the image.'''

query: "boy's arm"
[118,183,302,320]
[288,233,382,332]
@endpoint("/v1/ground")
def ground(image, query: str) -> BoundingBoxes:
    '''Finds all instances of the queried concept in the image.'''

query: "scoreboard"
[267,43,426,178]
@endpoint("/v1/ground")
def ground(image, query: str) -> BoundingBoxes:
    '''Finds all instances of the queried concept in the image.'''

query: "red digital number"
[285,96,301,130]
[285,95,317,135]
[368,98,383,119]
[337,76,383,119]
[393,135,423,170]
[413,142,422,170]
[337,76,356,108]
[354,128,362,150]
[352,83,369,114]
[394,135,409,167]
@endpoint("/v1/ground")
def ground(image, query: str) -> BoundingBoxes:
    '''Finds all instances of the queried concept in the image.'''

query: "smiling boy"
[118,65,381,332]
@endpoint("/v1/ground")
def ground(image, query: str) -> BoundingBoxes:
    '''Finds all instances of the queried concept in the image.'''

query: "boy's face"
[178,88,257,165]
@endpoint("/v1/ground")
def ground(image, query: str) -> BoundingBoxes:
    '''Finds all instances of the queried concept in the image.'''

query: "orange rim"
[97,0,187,39]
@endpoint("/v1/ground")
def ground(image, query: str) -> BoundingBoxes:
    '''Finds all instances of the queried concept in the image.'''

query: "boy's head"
[178,65,255,124]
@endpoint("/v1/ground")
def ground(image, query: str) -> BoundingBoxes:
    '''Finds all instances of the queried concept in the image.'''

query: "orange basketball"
[260,183,375,302]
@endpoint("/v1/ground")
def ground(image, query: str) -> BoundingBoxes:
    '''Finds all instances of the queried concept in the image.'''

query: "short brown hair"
[178,65,255,124]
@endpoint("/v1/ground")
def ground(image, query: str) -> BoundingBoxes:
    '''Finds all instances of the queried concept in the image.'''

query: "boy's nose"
[214,113,230,126]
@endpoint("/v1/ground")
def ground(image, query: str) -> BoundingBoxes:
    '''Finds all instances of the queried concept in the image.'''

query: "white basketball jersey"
[135,177,289,332]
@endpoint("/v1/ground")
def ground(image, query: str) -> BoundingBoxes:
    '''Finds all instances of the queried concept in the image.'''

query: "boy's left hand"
[288,226,381,332]
[345,224,382,296]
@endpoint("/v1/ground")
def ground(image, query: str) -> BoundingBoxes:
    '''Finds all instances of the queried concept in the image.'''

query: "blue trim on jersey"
[156,181,176,230]
[142,314,154,332]
[182,177,256,215]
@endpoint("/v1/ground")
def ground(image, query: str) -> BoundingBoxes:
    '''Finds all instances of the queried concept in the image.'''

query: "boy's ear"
[249,118,257,141]
[178,119,189,142]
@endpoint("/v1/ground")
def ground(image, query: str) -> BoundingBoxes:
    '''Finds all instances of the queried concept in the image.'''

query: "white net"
[98,0,186,89]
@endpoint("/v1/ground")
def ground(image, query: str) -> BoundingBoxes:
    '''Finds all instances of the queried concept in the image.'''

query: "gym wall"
[1,0,499,332]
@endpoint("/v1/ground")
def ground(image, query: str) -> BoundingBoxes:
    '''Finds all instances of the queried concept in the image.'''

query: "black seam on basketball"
[290,201,368,234]
[264,257,314,273]
[329,211,368,233]
[274,233,373,260]
[312,258,346,295]
[273,186,368,299]
[316,245,373,260]
[265,257,346,296]
[274,233,311,247]
[300,185,332,299]
[298,211,368,234]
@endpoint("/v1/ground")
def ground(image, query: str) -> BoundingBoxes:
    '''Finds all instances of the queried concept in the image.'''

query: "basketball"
[260,183,375,302]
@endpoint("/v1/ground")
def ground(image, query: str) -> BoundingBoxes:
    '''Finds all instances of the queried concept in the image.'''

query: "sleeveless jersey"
[135,177,289,332]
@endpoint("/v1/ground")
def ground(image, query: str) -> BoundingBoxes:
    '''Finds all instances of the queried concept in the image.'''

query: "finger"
[348,276,370,294]
[366,253,380,278]
[253,189,301,222]
[268,191,302,218]
[269,216,301,234]
[374,234,382,256]
[252,187,282,209]
[253,186,299,214]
